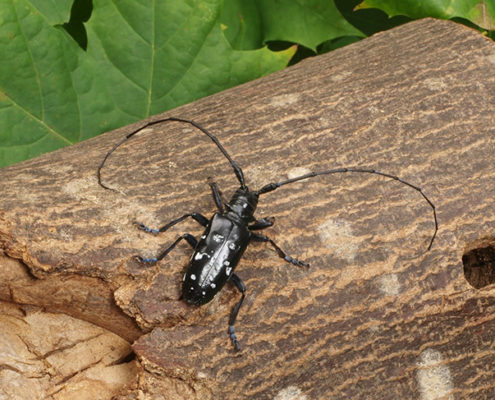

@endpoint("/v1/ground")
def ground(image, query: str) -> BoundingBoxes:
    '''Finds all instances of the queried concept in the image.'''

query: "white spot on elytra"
[379,274,400,296]
[201,234,206,240]
[287,167,312,180]
[194,253,204,260]
[416,349,454,400]
[201,291,206,296]
[182,274,186,282]
[228,242,237,250]
[223,260,230,266]
[274,386,307,400]
[213,233,224,242]
[317,218,359,262]
[190,274,196,281]
[210,283,216,289]
[226,266,232,276]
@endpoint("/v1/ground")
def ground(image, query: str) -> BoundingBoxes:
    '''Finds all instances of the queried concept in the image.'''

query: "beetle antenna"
[255,167,438,251]
[97,117,246,190]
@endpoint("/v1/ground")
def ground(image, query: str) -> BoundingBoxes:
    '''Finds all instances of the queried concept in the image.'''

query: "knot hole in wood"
[463,243,495,289]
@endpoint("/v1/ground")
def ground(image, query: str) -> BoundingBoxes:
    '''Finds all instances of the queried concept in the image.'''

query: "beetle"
[97,117,438,350]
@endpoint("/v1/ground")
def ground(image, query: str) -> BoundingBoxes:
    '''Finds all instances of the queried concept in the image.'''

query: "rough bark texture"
[1,18,495,399]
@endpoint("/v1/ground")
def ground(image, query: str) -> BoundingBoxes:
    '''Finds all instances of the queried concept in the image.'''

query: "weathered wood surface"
[1,18,495,399]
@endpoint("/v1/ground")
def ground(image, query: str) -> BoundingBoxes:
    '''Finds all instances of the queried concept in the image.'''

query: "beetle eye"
[212,233,224,242]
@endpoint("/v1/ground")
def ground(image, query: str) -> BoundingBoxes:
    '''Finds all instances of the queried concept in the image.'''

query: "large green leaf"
[0,0,295,167]
[221,0,364,51]
[30,0,74,24]
[357,0,495,30]
[0,0,79,166]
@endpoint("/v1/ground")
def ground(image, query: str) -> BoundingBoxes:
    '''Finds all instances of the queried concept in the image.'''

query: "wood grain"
[2,18,495,399]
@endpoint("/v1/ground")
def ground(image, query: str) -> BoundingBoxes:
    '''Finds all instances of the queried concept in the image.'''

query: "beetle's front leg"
[251,233,309,268]
[248,217,275,231]
[137,233,197,263]
[208,177,226,213]
[135,212,208,234]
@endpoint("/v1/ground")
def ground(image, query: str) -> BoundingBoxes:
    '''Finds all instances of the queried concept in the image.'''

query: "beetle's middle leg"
[137,233,197,263]
[251,233,309,268]
[135,212,208,234]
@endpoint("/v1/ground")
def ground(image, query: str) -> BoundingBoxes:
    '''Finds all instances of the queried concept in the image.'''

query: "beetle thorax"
[227,188,258,222]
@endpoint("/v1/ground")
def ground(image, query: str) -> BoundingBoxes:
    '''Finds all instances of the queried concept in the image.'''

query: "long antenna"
[97,117,246,190]
[256,167,438,251]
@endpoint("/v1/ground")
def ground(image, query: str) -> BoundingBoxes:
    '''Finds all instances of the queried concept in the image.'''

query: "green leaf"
[0,1,82,166]
[29,0,73,24]
[335,0,413,37]
[357,0,495,30]
[221,0,364,52]
[220,1,263,50]
[318,35,363,53]
[0,0,295,167]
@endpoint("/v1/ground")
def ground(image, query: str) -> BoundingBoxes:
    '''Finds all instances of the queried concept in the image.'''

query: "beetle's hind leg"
[137,233,197,263]
[251,233,309,268]
[135,212,208,234]
[229,273,246,351]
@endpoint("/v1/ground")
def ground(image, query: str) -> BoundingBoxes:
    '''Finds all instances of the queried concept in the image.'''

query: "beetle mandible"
[97,117,438,351]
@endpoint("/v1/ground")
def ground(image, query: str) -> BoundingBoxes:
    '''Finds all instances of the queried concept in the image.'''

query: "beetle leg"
[137,233,197,263]
[248,217,275,230]
[251,233,309,268]
[229,273,246,351]
[208,177,225,213]
[135,213,208,234]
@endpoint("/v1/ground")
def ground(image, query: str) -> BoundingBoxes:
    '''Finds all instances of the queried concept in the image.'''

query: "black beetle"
[98,117,438,350]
